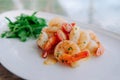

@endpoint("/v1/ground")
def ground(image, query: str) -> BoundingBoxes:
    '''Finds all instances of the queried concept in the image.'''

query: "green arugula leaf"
[1,12,47,42]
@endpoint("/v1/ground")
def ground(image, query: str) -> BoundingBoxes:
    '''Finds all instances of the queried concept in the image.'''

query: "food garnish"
[1,12,47,42]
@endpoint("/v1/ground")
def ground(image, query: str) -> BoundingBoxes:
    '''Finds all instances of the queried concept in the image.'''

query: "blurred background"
[0,0,120,34]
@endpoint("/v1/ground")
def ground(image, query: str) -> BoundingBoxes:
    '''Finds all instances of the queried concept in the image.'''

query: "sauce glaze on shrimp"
[37,17,105,67]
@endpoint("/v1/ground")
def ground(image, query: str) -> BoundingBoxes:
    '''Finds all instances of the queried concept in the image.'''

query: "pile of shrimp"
[37,17,104,67]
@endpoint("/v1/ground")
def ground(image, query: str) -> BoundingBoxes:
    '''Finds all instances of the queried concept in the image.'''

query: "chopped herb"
[68,47,73,50]
[84,41,86,44]
[1,12,47,42]
[75,27,77,30]
[56,52,60,57]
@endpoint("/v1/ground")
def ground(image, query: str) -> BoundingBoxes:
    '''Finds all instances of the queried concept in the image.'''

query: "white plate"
[0,10,120,80]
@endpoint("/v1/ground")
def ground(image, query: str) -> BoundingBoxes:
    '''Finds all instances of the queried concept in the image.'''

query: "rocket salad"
[1,12,47,42]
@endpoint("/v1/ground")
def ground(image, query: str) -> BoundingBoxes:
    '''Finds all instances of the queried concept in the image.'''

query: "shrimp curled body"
[69,28,104,56]
[54,40,89,66]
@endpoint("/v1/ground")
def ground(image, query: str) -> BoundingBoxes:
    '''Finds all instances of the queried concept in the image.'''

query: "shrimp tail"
[42,51,48,58]
[94,44,104,57]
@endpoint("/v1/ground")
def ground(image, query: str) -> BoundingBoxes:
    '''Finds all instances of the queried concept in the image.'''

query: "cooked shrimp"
[87,31,104,56]
[54,40,89,66]
[89,30,99,42]
[69,28,104,56]
[43,27,60,37]
[37,30,58,58]
[49,17,67,28]
[69,28,90,50]
[37,31,48,50]
[77,30,91,50]
[86,40,98,55]
[69,27,81,43]
[37,17,105,67]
